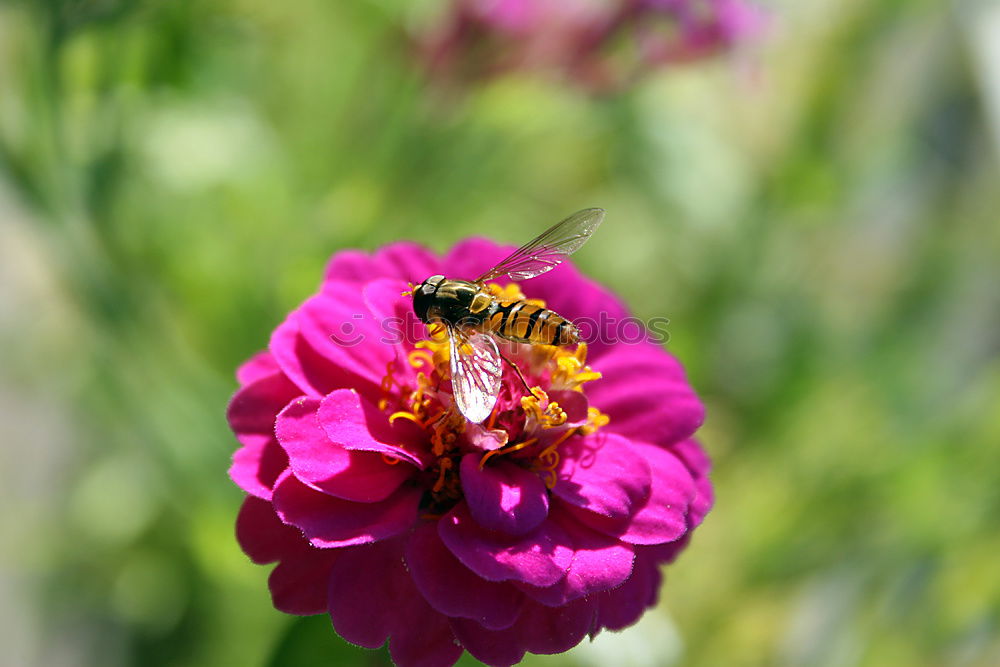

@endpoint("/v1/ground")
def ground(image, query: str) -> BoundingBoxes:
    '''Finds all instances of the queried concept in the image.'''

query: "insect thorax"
[413,276,492,327]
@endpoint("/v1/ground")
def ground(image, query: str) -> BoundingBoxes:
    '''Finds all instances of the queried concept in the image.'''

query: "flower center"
[379,283,609,515]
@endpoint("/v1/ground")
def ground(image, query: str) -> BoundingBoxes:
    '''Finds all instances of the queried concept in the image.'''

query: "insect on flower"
[408,208,604,423]
[227,212,712,667]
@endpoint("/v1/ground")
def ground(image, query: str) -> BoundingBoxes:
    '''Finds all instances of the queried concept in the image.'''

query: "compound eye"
[421,282,436,295]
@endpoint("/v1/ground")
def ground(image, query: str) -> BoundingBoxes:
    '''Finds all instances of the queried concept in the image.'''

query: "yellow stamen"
[479,437,538,469]
[432,458,453,493]
[389,411,426,428]
[408,349,435,371]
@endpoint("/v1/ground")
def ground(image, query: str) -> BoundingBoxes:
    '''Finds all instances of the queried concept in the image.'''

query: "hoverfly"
[411,208,605,423]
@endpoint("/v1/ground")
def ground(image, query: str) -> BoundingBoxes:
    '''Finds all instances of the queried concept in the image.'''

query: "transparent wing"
[448,327,502,424]
[476,208,605,283]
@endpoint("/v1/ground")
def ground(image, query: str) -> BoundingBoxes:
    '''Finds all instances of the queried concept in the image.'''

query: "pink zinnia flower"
[420,0,763,92]
[228,239,711,666]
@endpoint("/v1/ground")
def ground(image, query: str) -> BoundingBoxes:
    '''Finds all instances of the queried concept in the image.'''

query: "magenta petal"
[460,455,549,536]
[617,442,696,545]
[450,597,596,665]
[441,239,510,282]
[269,541,338,615]
[268,313,365,398]
[670,438,712,479]
[317,389,432,469]
[449,618,526,667]
[236,350,280,385]
[516,509,634,606]
[362,279,428,352]
[235,496,302,565]
[227,372,300,448]
[387,592,463,667]
[669,439,714,527]
[272,472,419,548]
[587,341,705,446]
[227,372,300,498]
[296,292,392,387]
[546,390,589,424]
[438,504,572,587]
[327,540,403,649]
[515,597,597,655]
[406,522,524,630]
[552,433,651,520]
[324,243,442,287]
[568,443,696,546]
[276,397,411,502]
[229,437,288,501]
[323,251,378,285]
[595,551,662,631]
[328,537,462,665]
[372,242,444,284]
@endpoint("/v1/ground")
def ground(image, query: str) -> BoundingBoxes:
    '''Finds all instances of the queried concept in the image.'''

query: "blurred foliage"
[2,0,999,665]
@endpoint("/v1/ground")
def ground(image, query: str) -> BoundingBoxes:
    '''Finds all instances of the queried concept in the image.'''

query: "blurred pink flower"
[228,239,711,666]
[420,0,763,92]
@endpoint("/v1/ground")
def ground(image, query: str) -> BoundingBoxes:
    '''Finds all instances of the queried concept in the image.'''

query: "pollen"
[548,342,602,390]
[485,282,545,308]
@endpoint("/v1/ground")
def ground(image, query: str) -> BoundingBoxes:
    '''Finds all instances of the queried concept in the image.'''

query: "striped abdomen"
[484,300,578,346]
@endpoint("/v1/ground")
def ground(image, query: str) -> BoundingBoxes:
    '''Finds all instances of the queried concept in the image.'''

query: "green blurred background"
[2,0,999,665]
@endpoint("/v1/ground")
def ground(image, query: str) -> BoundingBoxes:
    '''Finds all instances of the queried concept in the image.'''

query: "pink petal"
[646,532,697,566]
[269,312,369,398]
[669,438,714,527]
[552,432,651,521]
[440,238,511,284]
[515,596,597,655]
[317,389,432,469]
[449,618,526,667]
[438,503,572,588]
[515,508,634,606]
[235,350,280,385]
[323,251,377,284]
[327,537,461,665]
[227,372,300,499]
[272,472,420,548]
[619,442,697,544]
[227,372,300,447]
[327,539,404,648]
[296,292,393,389]
[570,442,696,546]
[229,437,288,501]
[586,341,705,446]
[336,242,444,286]
[387,592,463,667]
[460,454,549,535]
[324,242,442,287]
[670,438,712,479]
[276,397,412,502]
[465,423,509,452]
[361,278,428,353]
[375,242,444,283]
[450,597,596,664]
[546,390,589,424]
[268,540,339,615]
[595,551,662,631]
[235,496,303,565]
[406,522,524,630]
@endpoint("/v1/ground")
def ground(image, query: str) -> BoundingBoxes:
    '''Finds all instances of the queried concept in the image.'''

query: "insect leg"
[496,347,532,393]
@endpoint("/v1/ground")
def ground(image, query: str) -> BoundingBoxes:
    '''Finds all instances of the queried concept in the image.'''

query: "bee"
[411,208,605,423]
